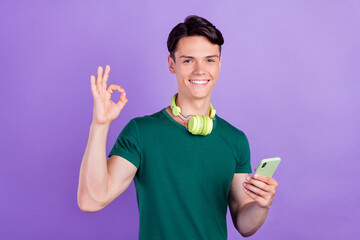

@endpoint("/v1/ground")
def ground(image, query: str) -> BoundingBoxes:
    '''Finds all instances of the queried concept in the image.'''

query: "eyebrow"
[179,55,220,59]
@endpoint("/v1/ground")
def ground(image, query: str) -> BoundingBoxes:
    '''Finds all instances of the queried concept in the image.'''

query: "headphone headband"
[170,93,216,119]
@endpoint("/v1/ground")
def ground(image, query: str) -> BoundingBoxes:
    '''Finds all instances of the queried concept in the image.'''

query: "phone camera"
[262,162,267,168]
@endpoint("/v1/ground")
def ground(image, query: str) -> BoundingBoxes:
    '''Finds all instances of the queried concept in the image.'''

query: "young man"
[77,15,278,239]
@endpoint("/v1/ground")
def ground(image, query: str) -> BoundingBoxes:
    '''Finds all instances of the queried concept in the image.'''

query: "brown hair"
[167,15,224,61]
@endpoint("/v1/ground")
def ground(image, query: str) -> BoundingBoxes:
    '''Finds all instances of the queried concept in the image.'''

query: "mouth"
[188,79,210,86]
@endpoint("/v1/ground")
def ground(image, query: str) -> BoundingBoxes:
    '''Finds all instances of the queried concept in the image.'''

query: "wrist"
[90,122,111,130]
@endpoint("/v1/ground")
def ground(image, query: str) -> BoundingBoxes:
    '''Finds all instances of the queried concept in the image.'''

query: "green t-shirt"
[109,108,251,240]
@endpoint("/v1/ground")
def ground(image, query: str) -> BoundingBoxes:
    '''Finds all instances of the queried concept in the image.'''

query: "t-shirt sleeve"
[108,119,141,169]
[235,133,252,173]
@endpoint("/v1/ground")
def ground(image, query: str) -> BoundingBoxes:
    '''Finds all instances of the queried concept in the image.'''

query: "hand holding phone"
[243,157,281,209]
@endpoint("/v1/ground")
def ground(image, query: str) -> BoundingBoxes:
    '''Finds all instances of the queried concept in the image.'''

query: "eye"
[207,58,215,62]
[183,59,192,63]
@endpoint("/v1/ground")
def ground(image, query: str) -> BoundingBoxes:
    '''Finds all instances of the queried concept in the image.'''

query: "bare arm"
[77,124,137,212]
[77,65,135,212]
[228,173,278,237]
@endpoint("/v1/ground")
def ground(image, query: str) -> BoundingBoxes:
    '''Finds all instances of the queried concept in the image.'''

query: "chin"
[188,91,212,100]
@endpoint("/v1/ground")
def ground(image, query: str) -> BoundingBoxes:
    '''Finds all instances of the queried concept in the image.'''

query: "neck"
[176,93,212,117]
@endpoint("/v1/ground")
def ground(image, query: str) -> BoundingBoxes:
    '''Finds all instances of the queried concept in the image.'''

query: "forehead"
[175,36,220,57]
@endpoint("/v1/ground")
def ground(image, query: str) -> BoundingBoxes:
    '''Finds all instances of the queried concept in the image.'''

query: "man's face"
[168,36,221,100]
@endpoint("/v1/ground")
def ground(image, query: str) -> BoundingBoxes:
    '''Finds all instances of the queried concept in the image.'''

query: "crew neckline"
[161,108,217,134]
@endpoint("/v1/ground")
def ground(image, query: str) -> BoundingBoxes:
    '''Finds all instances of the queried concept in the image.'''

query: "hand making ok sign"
[90,65,128,126]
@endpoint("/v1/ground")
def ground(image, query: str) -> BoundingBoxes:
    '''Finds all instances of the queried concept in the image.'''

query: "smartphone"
[254,157,281,178]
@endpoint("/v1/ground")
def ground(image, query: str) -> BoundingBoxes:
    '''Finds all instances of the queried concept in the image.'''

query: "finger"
[248,178,271,193]
[254,174,278,188]
[106,84,125,95]
[117,93,128,108]
[272,179,279,188]
[96,66,103,92]
[243,182,266,197]
[244,188,272,209]
[106,84,127,105]
[253,174,271,184]
[90,75,99,98]
[102,65,110,90]
[118,88,127,104]
[243,187,263,202]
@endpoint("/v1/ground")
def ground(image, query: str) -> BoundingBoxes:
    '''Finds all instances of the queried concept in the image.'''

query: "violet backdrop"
[1,0,359,239]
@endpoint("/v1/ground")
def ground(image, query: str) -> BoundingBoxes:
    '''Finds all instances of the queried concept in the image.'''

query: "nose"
[193,62,206,75]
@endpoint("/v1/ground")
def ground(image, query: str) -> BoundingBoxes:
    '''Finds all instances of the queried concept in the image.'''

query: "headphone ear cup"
[188,115,214,135]
[210,108,216,119]
[172,106,181,116]
[188,115,200,135]
[200,116,207,135]
[206,117,213,134]
[201,116,213,135]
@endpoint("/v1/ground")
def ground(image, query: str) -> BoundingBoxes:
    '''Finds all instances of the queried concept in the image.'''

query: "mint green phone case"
[254,157,281,178]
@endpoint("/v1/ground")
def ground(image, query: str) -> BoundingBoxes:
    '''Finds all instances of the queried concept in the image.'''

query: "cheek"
[210,65,221,76]
[176,65,193,77]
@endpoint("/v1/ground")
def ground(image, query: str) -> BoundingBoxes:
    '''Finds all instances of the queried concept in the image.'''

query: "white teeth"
[190,80,208,84]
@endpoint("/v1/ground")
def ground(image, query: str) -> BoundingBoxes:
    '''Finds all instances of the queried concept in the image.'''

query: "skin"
[78,35,278,238]
[77,65,137,213]
[166,36,221,119]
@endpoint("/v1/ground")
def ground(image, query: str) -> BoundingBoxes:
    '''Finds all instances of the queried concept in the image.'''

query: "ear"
[168,55,176,74]
[219,56,221,68]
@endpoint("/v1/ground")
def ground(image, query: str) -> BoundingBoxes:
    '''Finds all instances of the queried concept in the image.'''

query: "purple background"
[1,0,359,239]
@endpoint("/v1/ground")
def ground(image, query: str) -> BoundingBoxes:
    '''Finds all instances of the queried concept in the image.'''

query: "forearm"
[235,201,269,237]
[77,123,110,210]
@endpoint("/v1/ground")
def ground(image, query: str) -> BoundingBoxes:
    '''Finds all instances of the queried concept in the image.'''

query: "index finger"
[253,174,275,185]
[106,84,125,95]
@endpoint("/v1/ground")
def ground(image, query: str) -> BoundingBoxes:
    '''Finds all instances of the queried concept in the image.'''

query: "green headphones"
[170,93,216,136]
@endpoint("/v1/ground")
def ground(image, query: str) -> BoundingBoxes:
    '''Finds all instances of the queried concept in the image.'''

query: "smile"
[189,79,210,85]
